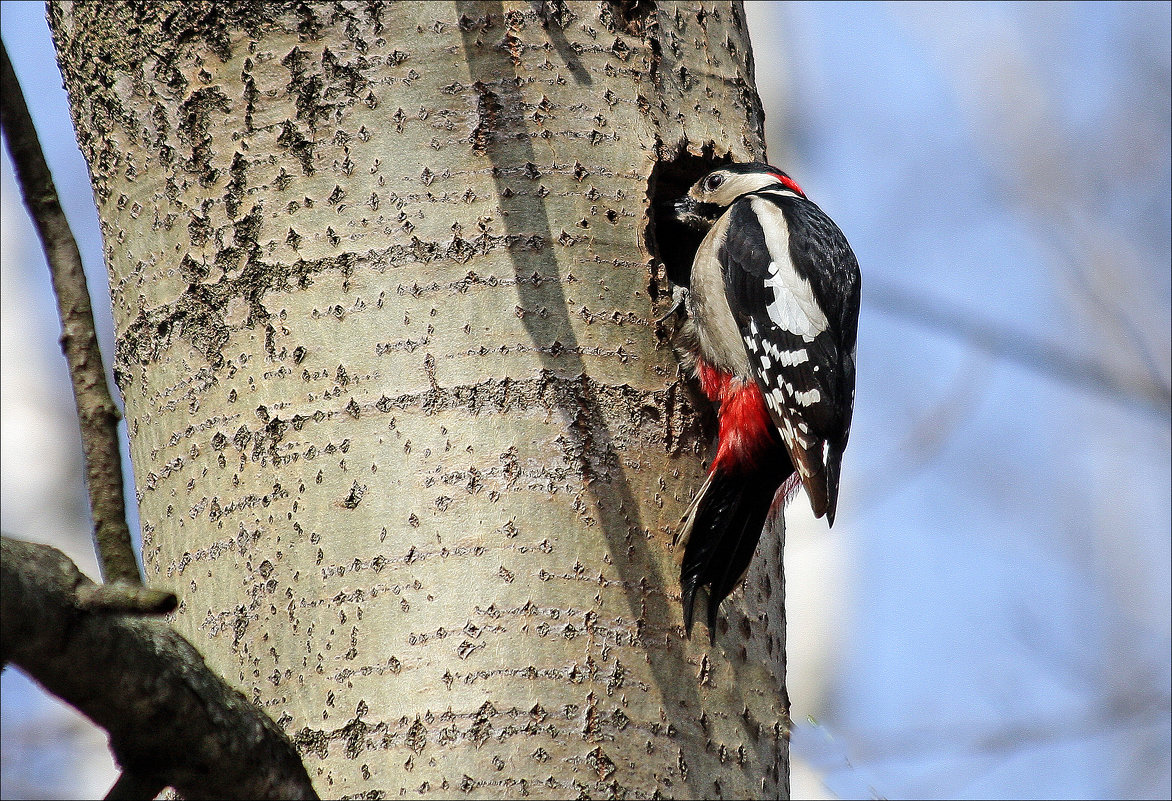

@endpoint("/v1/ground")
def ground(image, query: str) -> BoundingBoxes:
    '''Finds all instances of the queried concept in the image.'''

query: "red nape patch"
[712,381,776,472]
[771,172,805,197]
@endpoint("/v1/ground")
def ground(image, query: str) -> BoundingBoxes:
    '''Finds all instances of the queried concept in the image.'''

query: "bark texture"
[49,1,787,797]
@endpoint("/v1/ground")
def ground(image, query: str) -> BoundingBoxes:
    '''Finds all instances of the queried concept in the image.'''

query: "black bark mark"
[471,81,503,154]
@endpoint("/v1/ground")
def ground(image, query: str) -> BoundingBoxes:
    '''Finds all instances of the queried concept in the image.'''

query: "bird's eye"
[702,173,724,193]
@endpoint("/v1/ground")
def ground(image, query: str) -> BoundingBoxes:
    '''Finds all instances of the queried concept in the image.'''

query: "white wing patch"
[746,338,810,368]
[751,197,830,343]
[794,388,822,406]
[777,347,808,366]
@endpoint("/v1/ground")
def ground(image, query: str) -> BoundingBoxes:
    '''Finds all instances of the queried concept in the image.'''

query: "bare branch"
[0,40,139,585]
[76,582,177,615]
[1,535,319,800]
[866,277,1172,420]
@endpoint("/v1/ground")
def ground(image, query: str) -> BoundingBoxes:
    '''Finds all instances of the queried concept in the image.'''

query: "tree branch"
[0,40,139,585]
[866,277,1172,420]
[1,536,319,800]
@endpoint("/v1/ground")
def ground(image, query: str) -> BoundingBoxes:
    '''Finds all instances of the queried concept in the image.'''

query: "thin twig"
[0,40,139,585]
[76,583,178,615]
[866,277,1172,420]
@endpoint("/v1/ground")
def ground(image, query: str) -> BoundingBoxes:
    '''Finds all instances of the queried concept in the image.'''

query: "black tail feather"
[678,463,791,641]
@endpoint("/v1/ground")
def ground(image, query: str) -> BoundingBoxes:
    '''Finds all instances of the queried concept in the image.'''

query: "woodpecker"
[667,162,861,639]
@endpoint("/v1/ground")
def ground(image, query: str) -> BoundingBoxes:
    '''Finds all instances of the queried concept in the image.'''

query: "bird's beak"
[668,196,720,230]
[671,196,697,219]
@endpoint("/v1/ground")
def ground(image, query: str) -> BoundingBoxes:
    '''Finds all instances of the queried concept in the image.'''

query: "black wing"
[718,193,861,524]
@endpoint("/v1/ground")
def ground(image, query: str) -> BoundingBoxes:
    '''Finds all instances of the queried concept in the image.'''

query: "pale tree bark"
[49,1,788,797]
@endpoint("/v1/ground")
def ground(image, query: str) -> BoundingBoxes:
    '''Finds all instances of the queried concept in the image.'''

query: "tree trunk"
[49,1,788,797]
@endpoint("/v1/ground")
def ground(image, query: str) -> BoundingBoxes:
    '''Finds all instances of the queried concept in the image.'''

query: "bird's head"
[671,162,806,230]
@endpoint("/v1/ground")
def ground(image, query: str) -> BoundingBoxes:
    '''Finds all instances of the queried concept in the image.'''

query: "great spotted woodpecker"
[667,162,861,639]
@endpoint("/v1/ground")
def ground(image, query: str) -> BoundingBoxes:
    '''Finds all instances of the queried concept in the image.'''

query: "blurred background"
[2,1,1168,798]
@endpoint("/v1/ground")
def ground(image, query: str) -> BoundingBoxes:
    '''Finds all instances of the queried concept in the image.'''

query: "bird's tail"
[675,463,794,641]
